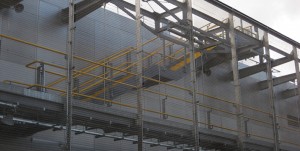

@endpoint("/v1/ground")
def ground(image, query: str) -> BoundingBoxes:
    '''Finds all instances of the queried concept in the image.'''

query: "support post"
[65,0,75,150]
[207,110,212,129]
[36,63,45,92]
[184,47,187,73]
[135,0,144,150]
[292,45,300,132]
[228,13,244,151]
[162,38,166,68]
[162,96,167,119]
[264,31,280,151]
[108,63,113,106]
[186,0,199,150]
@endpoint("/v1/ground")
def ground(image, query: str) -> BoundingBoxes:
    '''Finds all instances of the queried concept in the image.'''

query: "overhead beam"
[116,5,188,47]
[281,88,298,99]
[237,44,263,54]
[159,7,182,19]
[113,0,230,49]
[61,0,110,23]
[196,54,227,75]
[206,0,300,48]
[197,45,263,75]
[258,73,296,90]
[111,0,156,19]
[152,0,182,23]
[269,45,291,57]
[163,0,185,8]
[192,8,228,30]
[163,0,228,29]
[228,56,293,80]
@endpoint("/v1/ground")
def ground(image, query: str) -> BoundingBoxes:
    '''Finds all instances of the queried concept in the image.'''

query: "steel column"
[293,45,300,100]
[65,0,75,150]
[162,38,166,68]
[36,63,45,92]
[135,0,143,150]
[292,46,300,131]
[186,0,199,150]
[264,32,280,151]
[229,13,244,151]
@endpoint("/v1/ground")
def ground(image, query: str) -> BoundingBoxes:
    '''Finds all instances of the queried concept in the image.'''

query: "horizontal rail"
[4,80,300,147]
[2,34,300,146]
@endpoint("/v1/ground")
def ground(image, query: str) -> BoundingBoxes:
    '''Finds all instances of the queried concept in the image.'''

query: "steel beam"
[135,0,144,150]
[281,88,298,99]
[186,0,200,150]
[112,0,227,48]
[228,56,293,80]
[236,44,262,54]
[264,32,280,151]
[269,45,291,57]
[61,0,110,23]
[269,45,300,63]
[258,73,296,90]
[229,13,244,151]
[159,7,182,19]
[111,0,156,19]
[206,0,300,48]
[152,0,182,23]
[65,0,75,150]
[192,8,228,30]
[293,46,300,119]
[116,4,188,47]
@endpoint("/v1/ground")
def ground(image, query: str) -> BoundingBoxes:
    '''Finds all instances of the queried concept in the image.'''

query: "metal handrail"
[2,34,300,142]
[4,80,300,147]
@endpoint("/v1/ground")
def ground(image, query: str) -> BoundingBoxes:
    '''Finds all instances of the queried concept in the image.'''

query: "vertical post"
[162,38,166,68]
[108,62,113,106]
[186,0,199,150]
[184,47,187,73]
[103,63,107,104]
[126,52,132,73]
[135,0,143,150]
[169,45,173,63]
[73,78,80,98]
[65,0,75,151]
[207,110,212,129]
[65,0,75,150]
[244,119,249,137]
[264,31,280,151]
[292,46,300,132]
[228,13,244,151]
[36,63,45,92]
[240,18,244,33]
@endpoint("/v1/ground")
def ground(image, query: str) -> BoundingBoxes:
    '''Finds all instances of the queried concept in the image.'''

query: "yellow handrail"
[2,33,300,134]
[47,36,158,87]
[4,80,300,146]
[47,47,134,87]
[83,42,176,100]
[79,41,175,94]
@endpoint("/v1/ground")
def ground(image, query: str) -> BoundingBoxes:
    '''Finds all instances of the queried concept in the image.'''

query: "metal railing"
[1,33,300,148]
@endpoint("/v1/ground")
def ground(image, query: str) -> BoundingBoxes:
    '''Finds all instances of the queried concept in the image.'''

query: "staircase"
[78,41,218,102]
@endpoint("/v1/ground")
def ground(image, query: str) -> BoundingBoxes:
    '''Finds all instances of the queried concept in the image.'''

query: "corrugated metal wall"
[0,0,299,150]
